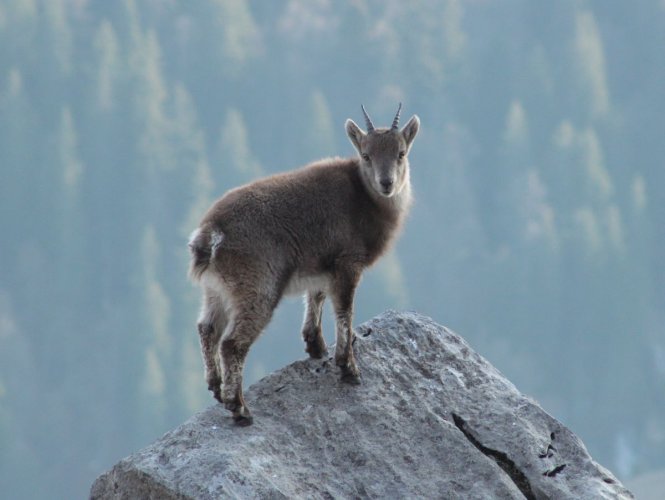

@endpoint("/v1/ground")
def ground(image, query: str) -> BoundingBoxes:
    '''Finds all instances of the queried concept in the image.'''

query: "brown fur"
[189,108,419,424]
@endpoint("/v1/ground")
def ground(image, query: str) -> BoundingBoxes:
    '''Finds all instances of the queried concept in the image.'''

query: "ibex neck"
[383,175,412,216]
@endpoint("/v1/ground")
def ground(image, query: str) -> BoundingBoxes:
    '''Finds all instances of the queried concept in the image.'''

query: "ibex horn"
[391,102,402,130]
[361,104,375,133]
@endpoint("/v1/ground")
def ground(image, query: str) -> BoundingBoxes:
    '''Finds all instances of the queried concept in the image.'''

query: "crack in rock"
[452,413,536,500]
[543,464,567,477]
[538,444,555,459]
[538,431,568,478]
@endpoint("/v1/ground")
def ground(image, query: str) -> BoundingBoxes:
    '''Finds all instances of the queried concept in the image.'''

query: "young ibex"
[189,104,419,425]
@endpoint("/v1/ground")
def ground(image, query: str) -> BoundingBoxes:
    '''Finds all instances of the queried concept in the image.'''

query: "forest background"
[0,1,664,498]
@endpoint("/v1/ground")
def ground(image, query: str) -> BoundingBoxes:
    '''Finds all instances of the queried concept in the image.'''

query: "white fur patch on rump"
[210,230,224,258]
[188,227,202,247]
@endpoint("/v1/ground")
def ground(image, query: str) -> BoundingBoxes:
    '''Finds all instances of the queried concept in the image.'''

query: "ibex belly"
[284,273,330,297]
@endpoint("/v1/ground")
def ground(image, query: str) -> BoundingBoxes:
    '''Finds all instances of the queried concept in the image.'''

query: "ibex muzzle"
[189,104,420,425]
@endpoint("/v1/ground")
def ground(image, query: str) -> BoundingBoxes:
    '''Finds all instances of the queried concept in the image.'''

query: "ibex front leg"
[331,266,361,384]
[301,290,327,358]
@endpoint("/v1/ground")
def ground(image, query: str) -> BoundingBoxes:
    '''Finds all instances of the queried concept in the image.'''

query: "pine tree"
[301,89,336,159]
[136,226,170,436]
[572,9,610,119]
[93,20,120,112]
[211,0,262,75]
[216,108,263,184]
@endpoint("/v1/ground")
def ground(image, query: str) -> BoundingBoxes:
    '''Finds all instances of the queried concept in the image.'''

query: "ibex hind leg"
[196,287,227,404]
[220,298,275,426]
[302,290,328,359]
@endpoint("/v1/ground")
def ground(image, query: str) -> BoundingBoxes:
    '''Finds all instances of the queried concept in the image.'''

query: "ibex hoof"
[233,413,254,426]
[305,342,328,359]
[212,388,223,404]
[340,365,361,385]
[231,403,253,426]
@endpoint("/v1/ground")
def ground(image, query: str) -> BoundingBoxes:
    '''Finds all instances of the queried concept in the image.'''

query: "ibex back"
[189,104,420,425]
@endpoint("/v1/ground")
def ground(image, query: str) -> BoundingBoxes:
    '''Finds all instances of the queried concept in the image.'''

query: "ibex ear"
[345,119,365,153]
[401,115,420,149]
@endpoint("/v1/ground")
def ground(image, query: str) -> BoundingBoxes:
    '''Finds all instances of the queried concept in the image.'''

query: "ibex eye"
[362,154,370,162]
[398,151,406,159]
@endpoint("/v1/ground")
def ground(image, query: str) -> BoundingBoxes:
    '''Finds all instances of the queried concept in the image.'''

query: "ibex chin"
[188,104,420,425]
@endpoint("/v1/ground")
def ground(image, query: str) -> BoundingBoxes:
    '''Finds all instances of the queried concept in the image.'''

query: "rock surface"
[90,311,633,499]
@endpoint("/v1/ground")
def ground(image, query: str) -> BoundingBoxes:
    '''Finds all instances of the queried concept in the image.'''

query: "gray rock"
[90,311,633,499]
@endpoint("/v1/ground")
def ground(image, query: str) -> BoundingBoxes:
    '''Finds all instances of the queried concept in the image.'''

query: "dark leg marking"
[302,291,327,359]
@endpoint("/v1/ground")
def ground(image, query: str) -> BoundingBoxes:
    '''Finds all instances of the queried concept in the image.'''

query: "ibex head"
[345,103,420,198]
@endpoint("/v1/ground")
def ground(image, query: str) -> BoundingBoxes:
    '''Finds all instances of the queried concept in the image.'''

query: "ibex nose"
[380,178,394,190]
